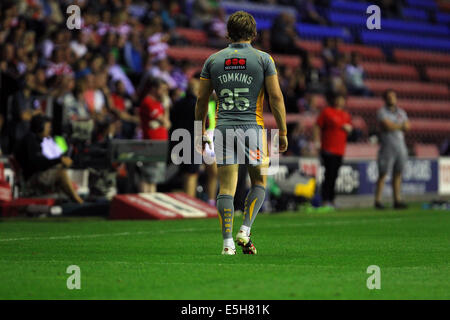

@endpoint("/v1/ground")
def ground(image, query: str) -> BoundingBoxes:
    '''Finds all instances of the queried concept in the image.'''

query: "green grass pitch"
[0,205,449,299]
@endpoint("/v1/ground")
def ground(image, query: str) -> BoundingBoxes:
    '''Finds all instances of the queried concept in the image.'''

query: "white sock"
[239,225,250,236]
[223,238,235,249]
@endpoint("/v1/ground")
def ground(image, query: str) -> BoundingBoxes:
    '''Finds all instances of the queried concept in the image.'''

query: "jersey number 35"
[220,88,250,111]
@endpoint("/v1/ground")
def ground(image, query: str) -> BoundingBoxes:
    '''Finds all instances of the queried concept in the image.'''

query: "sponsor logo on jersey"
[224,58,246,71]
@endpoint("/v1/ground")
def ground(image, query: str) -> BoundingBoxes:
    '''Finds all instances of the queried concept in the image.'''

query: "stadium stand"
[328,12,449,37]
[344,143,378,159]
[426,67,450,83]
[296,23,353,41]
[361,62,419,80]
[414,143,441,158]
[402,7,429,21]
[393,49,450,67]
[364,80,449,99]
[0,0,449,206]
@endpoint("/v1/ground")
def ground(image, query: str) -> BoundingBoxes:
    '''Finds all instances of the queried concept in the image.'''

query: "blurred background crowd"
[1,0,449,202]
[0,0,382,157]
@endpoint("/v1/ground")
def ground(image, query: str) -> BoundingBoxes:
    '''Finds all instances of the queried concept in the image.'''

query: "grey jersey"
[200,43,277,127]
[377,106,408,149]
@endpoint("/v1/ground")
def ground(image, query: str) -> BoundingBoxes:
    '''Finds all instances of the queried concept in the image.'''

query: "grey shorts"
[137,162,166,184]
[214,124,268,167]
[377,145,408,176]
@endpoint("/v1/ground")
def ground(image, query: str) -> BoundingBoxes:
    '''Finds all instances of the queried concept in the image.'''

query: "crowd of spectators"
[0,0,193,157]
[0,0,390,195]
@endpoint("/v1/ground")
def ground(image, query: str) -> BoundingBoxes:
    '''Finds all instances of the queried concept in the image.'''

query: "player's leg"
[205,129,218,206]
[240,163,267,233]
[205,163,218,206]
[393,151,408,209]
[235,125,267,254]
[375,148,392,209]
[374,174,387,208]
[214,125,239,254]
[235,163,267,255]
[392,173,403,204]
[217,164,239,254]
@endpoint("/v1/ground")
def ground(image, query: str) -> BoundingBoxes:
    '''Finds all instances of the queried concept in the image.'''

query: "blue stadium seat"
[329,1,369,13]
[296,23,352,41]
[255,19,273,31]
[406,0,437,10]
[221,1,296,20]
[437,13,450,25]
[328,12,448,37]
[381,19,449,37]
[327,11,365,27]
[361,31,450,52]
[402,7,429,21]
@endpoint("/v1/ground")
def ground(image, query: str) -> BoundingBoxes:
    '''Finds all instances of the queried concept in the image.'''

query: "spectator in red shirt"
[111,80,139,139]
[313,92,352,209]
[139,77,170,141]
[137,77,170,193]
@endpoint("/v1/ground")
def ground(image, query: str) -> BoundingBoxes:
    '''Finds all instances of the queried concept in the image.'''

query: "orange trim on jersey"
[256,88,265,128]
[200,77,210,80]
[215,99,219,123]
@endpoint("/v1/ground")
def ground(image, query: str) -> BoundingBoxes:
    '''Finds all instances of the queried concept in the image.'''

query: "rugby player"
[195,11,288,255]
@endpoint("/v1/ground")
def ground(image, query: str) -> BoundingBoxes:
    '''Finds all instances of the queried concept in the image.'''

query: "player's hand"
[194,133,212,154]
[279,135,288,153]
[61,156,73,168]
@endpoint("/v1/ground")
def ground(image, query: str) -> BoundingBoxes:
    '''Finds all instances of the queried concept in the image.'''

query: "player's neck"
[387,104,397,111]
[230,40,252,46]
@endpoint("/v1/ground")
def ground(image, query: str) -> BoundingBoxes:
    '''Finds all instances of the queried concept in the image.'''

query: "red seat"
[345,143,378,159]
[297,39,322,55]
[272,54,301,68]
[361,62,419,80]
[263,113,367,135]
[175,28,208,46]
[338,43,385,61]
[346,96,381,112]
[346,97,450,117]
[365,80,449,99]
[409,119,450,133]
[271,54,324,69]
[414,144,440,158]
[393,49,450,67]
[426,67,450,83]
[167,46,215,63]
[396,99,450,117]
[167,46,322,69]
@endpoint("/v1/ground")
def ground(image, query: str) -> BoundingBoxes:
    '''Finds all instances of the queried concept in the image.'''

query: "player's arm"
[265,74,288,152]
[195,78,213,134]
[401,112,410,132]
[195,78,214,151]
[380,118,404,131]
[402,120,410,131]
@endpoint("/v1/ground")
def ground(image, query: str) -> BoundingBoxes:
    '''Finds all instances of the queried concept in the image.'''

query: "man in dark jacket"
[14,115,83,203]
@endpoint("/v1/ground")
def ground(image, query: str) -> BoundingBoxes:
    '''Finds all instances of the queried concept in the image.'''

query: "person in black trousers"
[313,92,352,209]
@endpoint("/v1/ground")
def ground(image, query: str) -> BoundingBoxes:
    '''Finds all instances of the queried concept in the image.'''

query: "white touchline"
[0,217,406,242]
